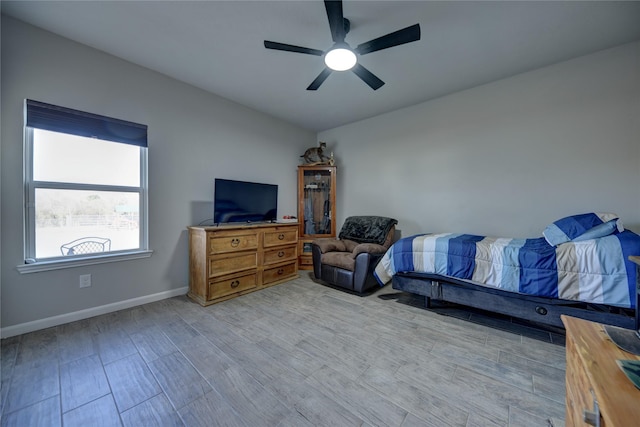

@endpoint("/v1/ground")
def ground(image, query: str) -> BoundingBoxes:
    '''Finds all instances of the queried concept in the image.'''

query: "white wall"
[320,42,640,239]
[0,16,315,333]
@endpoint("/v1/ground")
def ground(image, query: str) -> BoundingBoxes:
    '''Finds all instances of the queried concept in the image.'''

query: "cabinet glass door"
[301,169,333,236]
[297,165,336,269]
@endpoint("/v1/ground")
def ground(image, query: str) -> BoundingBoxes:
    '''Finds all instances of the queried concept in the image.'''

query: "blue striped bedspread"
[374,230,640,308]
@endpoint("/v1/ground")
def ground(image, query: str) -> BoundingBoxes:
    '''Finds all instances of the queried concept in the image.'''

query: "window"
[22,99,149,268]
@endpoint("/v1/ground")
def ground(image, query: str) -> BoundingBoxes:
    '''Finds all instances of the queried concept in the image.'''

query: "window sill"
[16,250,154,274]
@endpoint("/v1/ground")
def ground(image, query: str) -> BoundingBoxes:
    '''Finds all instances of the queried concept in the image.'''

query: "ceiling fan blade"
[264,41,324,56]
[355,23,421,55]
[307,68,333,91]
[352,64,384,90]
[324,0,345,43]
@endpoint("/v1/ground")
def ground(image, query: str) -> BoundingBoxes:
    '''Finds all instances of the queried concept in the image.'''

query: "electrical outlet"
[79,274,92,288]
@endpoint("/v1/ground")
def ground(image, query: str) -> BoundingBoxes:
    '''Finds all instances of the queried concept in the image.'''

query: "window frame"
[18,101,152,273]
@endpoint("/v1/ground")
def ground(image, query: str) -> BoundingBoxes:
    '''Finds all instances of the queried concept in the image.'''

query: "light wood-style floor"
[0,273,566,426]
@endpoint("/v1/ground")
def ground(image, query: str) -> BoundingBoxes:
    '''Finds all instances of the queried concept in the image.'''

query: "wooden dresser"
[188,223,299,306]
[562,314,640,426]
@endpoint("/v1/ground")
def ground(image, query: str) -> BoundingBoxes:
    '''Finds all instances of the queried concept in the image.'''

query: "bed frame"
[392,272,635,329]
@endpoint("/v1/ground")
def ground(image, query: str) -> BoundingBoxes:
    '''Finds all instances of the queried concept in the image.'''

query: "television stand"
[188,222,299,306]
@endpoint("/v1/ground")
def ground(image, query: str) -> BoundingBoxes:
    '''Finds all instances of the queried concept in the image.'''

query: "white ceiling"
[3,1,640,131]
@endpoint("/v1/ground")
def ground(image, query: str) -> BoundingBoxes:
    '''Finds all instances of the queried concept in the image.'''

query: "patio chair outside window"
[60,237,112,256]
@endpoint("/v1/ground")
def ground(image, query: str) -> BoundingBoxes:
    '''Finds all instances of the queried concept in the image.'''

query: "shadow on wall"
[626,222,640,234]
[191,200,214,226]
[167,200,215,288]
[164,229,190,287]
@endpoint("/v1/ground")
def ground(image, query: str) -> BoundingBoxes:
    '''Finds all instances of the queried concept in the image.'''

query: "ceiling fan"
[264,0,421,91]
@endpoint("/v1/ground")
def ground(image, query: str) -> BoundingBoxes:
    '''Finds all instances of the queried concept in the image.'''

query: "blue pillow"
[543,213,623,246]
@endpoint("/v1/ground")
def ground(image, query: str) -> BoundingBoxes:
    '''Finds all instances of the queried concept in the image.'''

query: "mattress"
[374,230,640,309]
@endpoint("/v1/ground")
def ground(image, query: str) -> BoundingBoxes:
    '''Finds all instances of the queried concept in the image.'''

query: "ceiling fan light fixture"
[324,47,357,71]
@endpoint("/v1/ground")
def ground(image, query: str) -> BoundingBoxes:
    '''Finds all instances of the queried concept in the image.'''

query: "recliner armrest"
[312,239,347,253]
[351,243,389,257]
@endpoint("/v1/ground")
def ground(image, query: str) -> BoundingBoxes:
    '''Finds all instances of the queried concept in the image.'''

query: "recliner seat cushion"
[321,252,355,271]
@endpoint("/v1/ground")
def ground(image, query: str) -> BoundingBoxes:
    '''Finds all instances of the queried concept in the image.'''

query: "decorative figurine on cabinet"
[300,141,332,165]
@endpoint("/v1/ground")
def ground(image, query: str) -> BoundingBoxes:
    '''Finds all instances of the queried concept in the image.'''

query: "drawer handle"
[230,280,240,288]
[278,233,285,240]
[277,268,284,275]
[583,410,600,427]
[278,251,285,257]
[230,238,240,247]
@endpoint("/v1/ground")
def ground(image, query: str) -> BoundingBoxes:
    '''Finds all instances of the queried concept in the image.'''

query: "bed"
[374,213,640,329]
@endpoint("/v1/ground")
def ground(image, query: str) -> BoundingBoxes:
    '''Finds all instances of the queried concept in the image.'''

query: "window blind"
[25,99,148,147]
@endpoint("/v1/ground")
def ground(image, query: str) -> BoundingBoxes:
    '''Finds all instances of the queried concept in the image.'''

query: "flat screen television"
[214,178,278,224]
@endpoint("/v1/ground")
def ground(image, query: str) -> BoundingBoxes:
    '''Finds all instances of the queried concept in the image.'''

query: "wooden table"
[562,313,640,426]
[562,256,640,426]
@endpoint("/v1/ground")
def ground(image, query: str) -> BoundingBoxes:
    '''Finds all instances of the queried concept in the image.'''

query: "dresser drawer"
[209,273,257,300]
[263,262,297,285]
[209,232,258,254]
[264,245,297,265]
[209,253,257,277]
[264,229,298,247]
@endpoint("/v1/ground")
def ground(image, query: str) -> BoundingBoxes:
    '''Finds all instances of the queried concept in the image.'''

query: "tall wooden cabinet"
[188,223,298,306]
[297,165,336,270]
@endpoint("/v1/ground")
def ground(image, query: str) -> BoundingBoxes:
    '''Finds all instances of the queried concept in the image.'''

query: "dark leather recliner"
[311,216,398,294]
